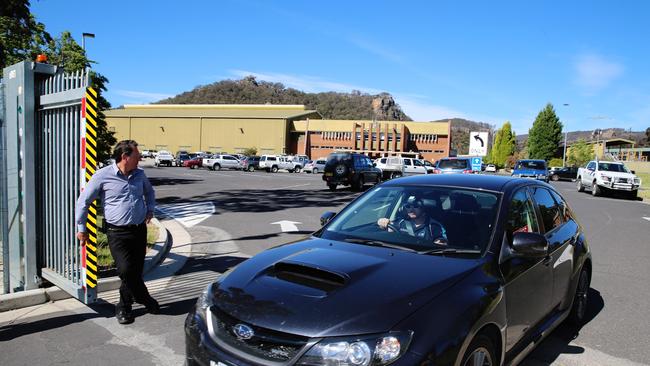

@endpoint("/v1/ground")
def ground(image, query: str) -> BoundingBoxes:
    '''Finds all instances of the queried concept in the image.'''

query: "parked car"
[259,155,303,173]
[374,156,405,180]
[303,158,327,174]
[577,160,641,198]
[174,152,192,167]
[183,156,203,169]
[549,166,578,181]
[433,157,473,174]
[323,152,381,191]
[241,156,261,172]
[512,159,549,183]
[154,150,174,167]
[185,174,592,366]
[419,159,436,173]
[485,164,497,172]
[203,154,243,171]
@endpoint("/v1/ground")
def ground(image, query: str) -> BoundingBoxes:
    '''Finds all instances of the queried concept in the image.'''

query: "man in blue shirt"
[76,140,157,324]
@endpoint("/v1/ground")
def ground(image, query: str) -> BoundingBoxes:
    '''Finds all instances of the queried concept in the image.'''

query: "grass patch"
[96,215,160,268]
[637,172,650,201]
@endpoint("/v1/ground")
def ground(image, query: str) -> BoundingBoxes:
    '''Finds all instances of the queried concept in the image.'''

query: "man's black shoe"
[145,299,160,314]
[116,308,134,324]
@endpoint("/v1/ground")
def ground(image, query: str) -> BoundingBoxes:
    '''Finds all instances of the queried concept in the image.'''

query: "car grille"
[209,306,308,362]
[616,178,628,183]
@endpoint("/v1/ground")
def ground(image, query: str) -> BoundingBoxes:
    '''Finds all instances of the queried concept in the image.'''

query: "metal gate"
[1,61,96,303]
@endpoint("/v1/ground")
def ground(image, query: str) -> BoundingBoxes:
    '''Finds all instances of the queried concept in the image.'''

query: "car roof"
[380,174,540,193]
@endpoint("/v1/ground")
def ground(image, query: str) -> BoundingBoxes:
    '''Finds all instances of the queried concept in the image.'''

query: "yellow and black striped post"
[84,87,99,290]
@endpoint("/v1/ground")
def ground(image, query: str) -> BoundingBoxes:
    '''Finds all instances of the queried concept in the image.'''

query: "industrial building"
[105,104,451,161]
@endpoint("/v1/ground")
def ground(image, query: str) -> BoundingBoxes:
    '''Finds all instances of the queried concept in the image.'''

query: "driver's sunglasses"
[404,203,422,209]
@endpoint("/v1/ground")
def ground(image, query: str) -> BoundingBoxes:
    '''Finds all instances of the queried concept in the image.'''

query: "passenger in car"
[377,195,448,245]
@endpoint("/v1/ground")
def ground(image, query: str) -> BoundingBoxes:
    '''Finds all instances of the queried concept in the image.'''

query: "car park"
[433,157,473,174]
[154,150,174,167]
[303,158,326,174]
[203,154,243,171]
[549,166,578,181]
[485,164,497,172]
[185,174,592,366]
[512,159,549,182]
[323,152,381,190]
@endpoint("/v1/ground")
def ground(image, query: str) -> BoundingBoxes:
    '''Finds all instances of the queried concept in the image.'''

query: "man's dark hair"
[113,140,139,163]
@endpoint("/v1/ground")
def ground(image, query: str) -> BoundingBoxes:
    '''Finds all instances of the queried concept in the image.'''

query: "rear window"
[516,161,546,170]
[438,159,469,169]
[327,153,350,163]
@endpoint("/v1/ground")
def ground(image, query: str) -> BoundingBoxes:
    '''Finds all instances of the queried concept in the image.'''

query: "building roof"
[291,119,449,134]
[105,104,322,120]
[567,138,636,147]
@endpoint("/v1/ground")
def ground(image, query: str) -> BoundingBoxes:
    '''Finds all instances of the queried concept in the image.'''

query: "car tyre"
[567,266,590,325]
[353,176,364,191]
[312,168,318,174]
[591,182,601,196]
[294,166,302,173]
[577,178,584,192]
[271,166,279,173]
[552,174,559,181]
[213,163,221,171]
[628,190,638,200]
[248,165,255,172]
[391,172,402,179]
[328,184,337,191]
[461,334,496,366]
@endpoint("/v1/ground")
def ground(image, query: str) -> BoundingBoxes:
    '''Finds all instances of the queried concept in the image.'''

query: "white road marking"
[156,202,215,228]
[273,183,311,190]
[643,217,650,222]
[271,220,302,232]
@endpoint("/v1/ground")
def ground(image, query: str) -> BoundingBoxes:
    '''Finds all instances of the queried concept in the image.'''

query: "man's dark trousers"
[106,222,154,311]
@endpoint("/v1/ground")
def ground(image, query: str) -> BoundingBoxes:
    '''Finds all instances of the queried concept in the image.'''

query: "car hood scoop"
[213,238,481,338]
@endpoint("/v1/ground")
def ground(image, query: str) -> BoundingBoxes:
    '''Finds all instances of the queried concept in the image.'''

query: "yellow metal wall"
[200,118,287,154]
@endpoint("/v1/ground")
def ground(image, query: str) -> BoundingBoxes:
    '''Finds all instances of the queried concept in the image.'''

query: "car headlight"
[297,331,413,366]
[634,178,641,185]
[600,175,611,182]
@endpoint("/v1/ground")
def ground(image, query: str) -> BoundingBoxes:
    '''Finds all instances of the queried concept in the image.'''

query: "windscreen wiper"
[417,248,481,255]
[343,238,417,252]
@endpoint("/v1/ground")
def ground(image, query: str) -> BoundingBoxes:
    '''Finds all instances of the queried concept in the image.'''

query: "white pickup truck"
[577,160,641,198]
[374,156,428,180]
[259,155,302,173]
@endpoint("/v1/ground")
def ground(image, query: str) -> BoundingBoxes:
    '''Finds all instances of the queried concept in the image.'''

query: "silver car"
[303,158,327,174]
[433,157,474,174]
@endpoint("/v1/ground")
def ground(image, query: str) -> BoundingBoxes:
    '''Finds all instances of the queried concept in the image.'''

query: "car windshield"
[438,159,469,169]
[327,153,350,163]
[318,185,499,254]
[598,163,629,173]
[516,161,546,170]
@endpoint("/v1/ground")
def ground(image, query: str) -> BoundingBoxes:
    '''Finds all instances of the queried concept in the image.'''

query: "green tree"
[45,31,116,162]
[0,0,52,70]
[567,139,593,167]
[489,121,516,168]
[528,103,563,161]
[242,147,258,156]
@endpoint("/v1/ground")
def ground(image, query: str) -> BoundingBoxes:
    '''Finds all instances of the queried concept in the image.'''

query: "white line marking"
[271,220,302,232]
[273,183,311,190]
[643,217,650,222]
[156,202,215,228]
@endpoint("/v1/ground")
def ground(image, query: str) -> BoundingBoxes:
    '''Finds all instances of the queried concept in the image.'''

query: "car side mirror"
[631,170,635,174]
[511,232,548,258]
[372,163,376,167]
[320,211,336,226]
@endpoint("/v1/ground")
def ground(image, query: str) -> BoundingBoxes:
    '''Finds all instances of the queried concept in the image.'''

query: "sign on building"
[469,131,489,156]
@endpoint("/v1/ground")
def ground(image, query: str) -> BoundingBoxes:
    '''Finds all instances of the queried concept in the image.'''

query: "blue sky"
[31,0,650,134]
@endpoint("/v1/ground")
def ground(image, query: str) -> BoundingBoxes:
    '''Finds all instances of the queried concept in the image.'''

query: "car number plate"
[210,361,230,366]
[325,172,333,176]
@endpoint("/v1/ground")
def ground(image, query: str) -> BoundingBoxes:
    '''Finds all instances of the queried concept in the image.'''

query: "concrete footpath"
[0,216,179,312]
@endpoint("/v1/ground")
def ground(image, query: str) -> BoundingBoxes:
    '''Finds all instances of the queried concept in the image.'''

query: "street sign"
[471,157,482,172]
[469,132,489,156]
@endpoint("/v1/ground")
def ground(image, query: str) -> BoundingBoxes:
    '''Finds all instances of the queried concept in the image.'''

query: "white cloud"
[575,54,623,94]
[229,70,384,94]
[114,90,174,103]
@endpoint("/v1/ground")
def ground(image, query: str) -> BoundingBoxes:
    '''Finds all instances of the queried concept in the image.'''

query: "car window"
[317,160,326,164]
[587,162,596,170]
[598,163,629,173]
[268,156,277,161]
[506,189,540,237]
[404,159,412,165]
[364,157,373,166]
[438,159,469,169]
[517,160,546,170]
[549,189,573,222]
[532,187,563,232]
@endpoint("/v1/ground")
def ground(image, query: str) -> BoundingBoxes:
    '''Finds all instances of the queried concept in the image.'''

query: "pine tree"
[528,103,563,161]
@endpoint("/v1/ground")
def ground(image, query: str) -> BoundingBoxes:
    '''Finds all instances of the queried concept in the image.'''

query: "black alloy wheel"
[461,335,495,366]
[568,266,590,325]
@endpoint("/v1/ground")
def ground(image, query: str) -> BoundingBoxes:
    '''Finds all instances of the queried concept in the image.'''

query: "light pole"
[81,32,95,52]
[562,103,569,167]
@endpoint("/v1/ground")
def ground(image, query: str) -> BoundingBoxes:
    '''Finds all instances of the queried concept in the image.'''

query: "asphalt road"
[1,164,648,365]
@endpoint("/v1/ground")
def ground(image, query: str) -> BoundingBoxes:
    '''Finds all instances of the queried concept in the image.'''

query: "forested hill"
[156,76,411,121]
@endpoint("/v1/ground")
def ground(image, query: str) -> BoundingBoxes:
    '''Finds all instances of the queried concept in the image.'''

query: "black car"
[175,152,192,167]
[549,166,578,181]
[185,175,592,366]
[322,152,381,191]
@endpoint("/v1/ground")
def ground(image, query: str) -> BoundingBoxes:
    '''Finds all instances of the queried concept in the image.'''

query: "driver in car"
[377,195,448,244]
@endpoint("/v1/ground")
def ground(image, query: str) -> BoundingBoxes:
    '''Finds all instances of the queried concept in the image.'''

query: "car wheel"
[213,163,221,171]
[312,168,318,174]
[577,178,584,192]
[568,266,590,325]
[591,182,601,196]
[271,166,278,173]
[248,165,255,172]
[552,174,559,181]
[294,166,302,173]
[391,172,402,179]
[328,184,337,191]
[334,164,347,176]
[354,176,364,191]
[461,334,496,366]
